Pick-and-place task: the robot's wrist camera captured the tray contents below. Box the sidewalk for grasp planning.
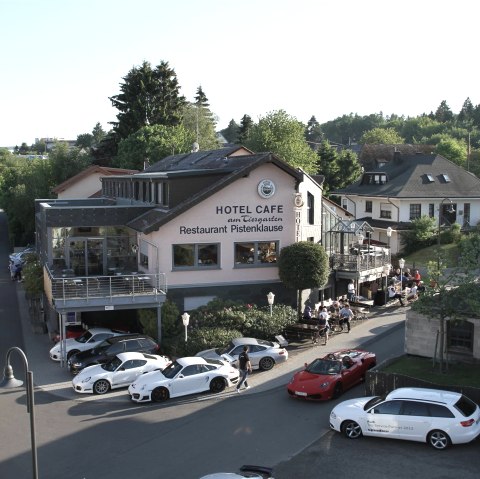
[15,284,406,399]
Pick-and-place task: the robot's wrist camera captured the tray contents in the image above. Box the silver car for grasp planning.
[196,337,288,371]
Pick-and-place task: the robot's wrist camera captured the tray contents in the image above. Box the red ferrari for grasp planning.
[287,349,376,401]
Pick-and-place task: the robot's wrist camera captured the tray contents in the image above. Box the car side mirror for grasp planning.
[178,374,184,379]
[304,362,308,368]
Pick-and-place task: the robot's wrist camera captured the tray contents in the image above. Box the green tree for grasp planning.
[237,114,253,144]
[220,119,240,143]
[401,215,437,254]
[278,242,330,319]
[114,124,195,170]
[244,110,318,173]
[180,86,219,150]
[434,100,454,123]
[305,115,323,147]
[76,133,94,149]
[109,60,186,141]
[92,122,106,145]
[360,127,405,145]
[435,137,467,167]
[49,142,93,185]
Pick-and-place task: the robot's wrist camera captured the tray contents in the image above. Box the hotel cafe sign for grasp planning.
[179,203,285,235]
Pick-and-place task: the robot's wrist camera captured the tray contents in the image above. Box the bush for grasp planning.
[440,223,462,245]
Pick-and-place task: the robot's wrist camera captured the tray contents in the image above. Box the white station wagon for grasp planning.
[330,387,480,450]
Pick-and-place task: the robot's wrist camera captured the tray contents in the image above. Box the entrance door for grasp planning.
[68,238,104,276]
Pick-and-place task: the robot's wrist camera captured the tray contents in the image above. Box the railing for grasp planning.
[331,252,390,272]
[45,267,167,303]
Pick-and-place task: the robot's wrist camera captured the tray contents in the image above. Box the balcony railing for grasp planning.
[331,252,390,273]
[44,267,167,312]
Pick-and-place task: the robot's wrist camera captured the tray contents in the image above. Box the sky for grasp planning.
[1,0,478,147]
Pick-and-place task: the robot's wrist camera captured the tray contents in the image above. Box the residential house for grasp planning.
[332,150,480,255]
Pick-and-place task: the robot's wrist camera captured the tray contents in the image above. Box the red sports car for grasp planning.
[287,349,376,401]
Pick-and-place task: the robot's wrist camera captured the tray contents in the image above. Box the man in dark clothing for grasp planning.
[236,345,252,393]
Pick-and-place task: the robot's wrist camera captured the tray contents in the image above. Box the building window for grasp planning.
[429,203,434,218]
[365,201,372,213]
[307,192,314,225]
[409,204,421,220]
[447,320,473,353]
[463,203,470,227]
[380,203,392,219]
[234,241,278,267]
[173,243,220,269]
[162,182,169,205]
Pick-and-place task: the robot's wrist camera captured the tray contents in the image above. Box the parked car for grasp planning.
[329,387,480,450]
[287,349,377,401]
[72,352,171,395]
[67,333,160,374]
[199,465,274,479]
[128,356,239,403]
[49,328,124,361]
[196,337,288,371]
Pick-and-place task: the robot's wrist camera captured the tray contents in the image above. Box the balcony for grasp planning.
[331,249,390,280]
[44,267,167,314]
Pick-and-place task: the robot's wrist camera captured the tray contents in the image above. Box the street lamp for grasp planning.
[437,198,455,270]
[267,292,275,316]
[0,347,38,479]
[399,258,405,291]
[181,312,190,343]
[386,227,392,248]
[356,232,364,245]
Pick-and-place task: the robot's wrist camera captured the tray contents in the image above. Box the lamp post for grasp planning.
[437,198,455,271]
[0,347,38,479]
[267,292,275,316]
[399,258,405,291]
[386,226,392,248]
[181,312,190,343]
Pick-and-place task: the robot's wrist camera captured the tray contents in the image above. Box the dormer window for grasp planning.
[441,173,451,183]
[361,173,388,185]
[425,174,435,183]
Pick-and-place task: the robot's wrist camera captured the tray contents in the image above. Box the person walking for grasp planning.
[236,345,252,393]
[347,280,355,302]
[339,303,354,333]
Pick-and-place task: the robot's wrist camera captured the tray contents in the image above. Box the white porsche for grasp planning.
[128,356,239,402]
[49,327,123,361]
[72,352,171,395]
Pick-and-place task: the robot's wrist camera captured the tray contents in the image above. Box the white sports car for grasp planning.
[49,327,123,361]
[128,356,239,402]
[72,352,171,395]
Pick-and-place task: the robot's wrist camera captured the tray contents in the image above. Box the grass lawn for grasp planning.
[381,355,480,388]
[402,243,459,269]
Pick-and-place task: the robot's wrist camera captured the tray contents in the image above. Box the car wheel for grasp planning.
[209,377,226,393]
[93,379,110,395]
[427,430,450,450]
[67,349,79,359]
[332,382,343,399]
[259,357,275,371]
[151,387,169,402]
[341,420,363,439]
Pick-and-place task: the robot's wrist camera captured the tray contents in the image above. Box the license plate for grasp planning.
[295,391,307,396]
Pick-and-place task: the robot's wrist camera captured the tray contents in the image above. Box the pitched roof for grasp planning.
[359,144,435,169]
[333,153,480,199]
[52,165,138,194]
[126,150,303,234]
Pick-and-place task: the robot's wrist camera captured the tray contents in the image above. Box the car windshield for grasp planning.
[364,395,385,411]
[75,331,93,344]
[218,342,235,355]
[306,359,341,375]
[161,361,183,379]
[455,395,478,417]
[102,356,122,372]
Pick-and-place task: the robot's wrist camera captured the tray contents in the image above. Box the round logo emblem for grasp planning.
[258,179,276,198]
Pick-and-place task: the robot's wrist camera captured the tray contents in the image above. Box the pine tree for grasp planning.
[238,114,253,144]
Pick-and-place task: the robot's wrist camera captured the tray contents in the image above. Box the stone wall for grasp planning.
[405,309,480,361]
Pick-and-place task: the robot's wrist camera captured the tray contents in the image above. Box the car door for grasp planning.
[340,359,362,390]
[396,400,434,441]
[362,400,404,439]
[170,364,209,397]
[228,345,245,367]
[112,359,147,388]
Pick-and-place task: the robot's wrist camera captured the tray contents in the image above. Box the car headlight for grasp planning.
[319,381,330,388]
[72,362,83,368]
[81,377,91,383]
[330,411,337,419]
